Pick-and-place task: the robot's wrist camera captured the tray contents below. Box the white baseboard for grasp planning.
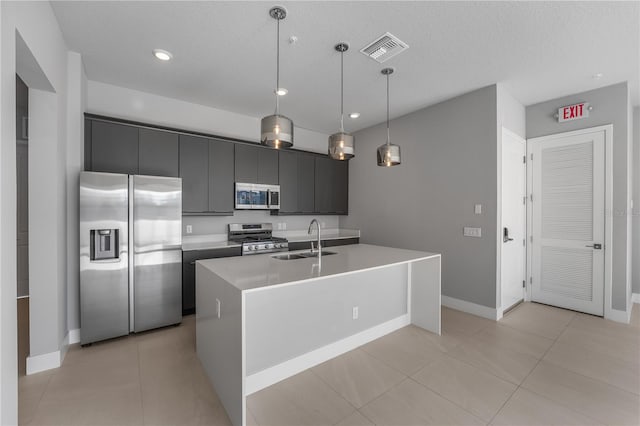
[26,328,80,375]
[68,328,81,344]
[632,293,640,304]
[606,308,631,324]
[441,295,499,320]
[26,351,61,375]
[245,314,410,395]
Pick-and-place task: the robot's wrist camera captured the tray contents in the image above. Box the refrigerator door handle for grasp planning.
[128,176,135,333]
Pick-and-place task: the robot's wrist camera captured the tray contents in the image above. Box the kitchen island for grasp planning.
[196,244,441,426]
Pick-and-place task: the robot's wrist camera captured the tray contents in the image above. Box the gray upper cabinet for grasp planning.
[91,121,139,175]
[333,159,348,214]
[139,128,179,177]
[179,135,209,213]
[235,144,279,184]
[257,148,278,184]
[278,151,298,213]
[234,144,258,183]
[85,115,348,216]
[298,153,315,213]
[209,139,235,213]
[314,157,332,213]
[314,157,348,214]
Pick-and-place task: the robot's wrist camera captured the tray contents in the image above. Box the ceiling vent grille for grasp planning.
[360,32,409,63]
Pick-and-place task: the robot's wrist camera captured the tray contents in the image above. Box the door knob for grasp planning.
[503,227,514,243]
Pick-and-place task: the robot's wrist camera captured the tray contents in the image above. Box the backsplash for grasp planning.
[182,211,340,236]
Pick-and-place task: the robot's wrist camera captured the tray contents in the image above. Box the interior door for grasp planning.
[530,129,605,315]
[501,129,526,312]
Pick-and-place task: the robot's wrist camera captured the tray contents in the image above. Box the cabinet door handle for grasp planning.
[585,244,602,250]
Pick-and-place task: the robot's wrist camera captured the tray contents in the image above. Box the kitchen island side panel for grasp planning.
[244,264,408,375]
[410,256,441,334]
[195,264,244,426]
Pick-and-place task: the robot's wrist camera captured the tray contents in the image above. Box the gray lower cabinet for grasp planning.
[179,135,209,213]
[288,237,359,251]
[182,247,242,315]
[139,128,179,177]
[209,139,235,213]
[235,144,279,185]
[91,121,139,175]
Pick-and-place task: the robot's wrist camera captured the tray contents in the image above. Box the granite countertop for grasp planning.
[196,244,439,292]
[182,229,360,251]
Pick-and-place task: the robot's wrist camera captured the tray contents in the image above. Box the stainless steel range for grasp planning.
[228,223,288,255]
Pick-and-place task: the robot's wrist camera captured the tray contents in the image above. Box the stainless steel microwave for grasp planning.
[235,183,280,210]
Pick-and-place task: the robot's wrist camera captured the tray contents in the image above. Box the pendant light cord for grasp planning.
[340,49,344,133]
[386,73,390,146]
[275,16,280,115]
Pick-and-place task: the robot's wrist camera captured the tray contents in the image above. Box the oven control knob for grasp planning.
[274,244,280,248]
[267,244,274,249]
[247,245,254,251]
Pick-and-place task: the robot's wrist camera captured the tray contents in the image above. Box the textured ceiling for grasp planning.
[51,1,640,134]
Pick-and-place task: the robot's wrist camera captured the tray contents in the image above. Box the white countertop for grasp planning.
[182,234,240,251]
[182,228,360,251]
[197,244,439,292]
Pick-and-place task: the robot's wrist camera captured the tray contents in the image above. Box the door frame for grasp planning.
[497,127,527,318]
[526,124,613,319]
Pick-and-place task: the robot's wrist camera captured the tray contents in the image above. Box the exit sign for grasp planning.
[558,102,590,122]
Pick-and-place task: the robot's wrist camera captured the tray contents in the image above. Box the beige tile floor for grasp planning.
[20,303,640,425]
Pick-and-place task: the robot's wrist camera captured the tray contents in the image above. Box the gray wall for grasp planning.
[526,82,631,311]
[341,85,499,309]
[634,107,640,296]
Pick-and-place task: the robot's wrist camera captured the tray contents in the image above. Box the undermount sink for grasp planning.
[272,253,306,260]
[271,250,337,260]
[298,250,337,258]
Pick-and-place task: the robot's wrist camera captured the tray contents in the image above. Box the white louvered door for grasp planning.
[530,130,605,315]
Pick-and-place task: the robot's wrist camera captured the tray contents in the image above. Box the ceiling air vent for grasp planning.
[360,32,409,63]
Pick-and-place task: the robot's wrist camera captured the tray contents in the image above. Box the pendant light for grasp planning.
[261,6,293,149]
[377,67,401,167]
[328,42,354,160]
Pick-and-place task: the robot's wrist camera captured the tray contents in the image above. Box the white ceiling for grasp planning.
[51,1,640,134]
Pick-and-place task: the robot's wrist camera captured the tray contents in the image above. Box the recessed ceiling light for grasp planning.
[153,49,173,61]
[349,112,360,119]
[275,88,288,96]
[592,72,604,79]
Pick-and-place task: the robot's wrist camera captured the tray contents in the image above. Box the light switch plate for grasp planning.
[463,227,482,238]
[474,204,482,214]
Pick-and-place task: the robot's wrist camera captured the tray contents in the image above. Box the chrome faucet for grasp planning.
[307,219,321,256]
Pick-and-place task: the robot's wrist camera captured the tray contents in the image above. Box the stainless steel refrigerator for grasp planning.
[80,171,182,345]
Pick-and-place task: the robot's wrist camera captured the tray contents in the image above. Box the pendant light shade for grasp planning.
[328,42,354,160]
[261,6,293,148]
[377,67,401,167]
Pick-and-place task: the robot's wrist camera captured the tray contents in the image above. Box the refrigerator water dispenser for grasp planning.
[90,229,119,260]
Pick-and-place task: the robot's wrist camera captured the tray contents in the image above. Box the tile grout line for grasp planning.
[136,338,146,425]
[485,310,575,425]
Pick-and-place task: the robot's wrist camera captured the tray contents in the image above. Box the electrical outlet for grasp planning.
[463,227,482,238]
[352,306,359,320]
[186,225,193,234]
